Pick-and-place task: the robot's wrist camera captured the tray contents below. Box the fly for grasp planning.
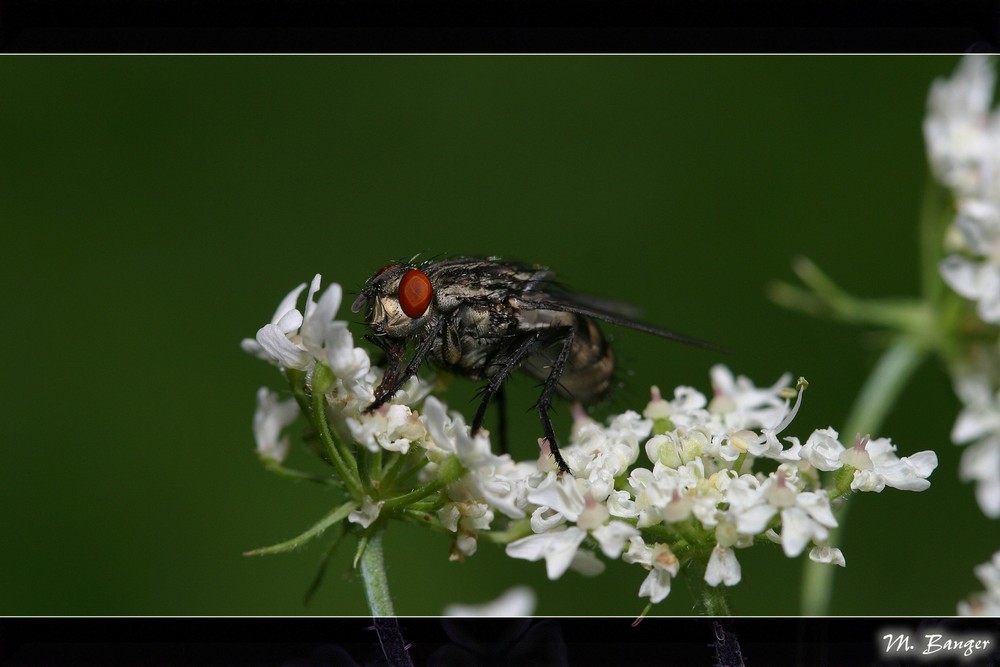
[350,257,717,474]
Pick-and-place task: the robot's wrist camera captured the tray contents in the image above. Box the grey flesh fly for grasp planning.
[351,257,718,474]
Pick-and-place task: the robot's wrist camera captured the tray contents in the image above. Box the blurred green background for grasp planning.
[1,56,990,617]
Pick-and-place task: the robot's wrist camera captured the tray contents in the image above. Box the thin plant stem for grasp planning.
[381,456,464,510]
[701,585,733,616]
[244,500,356,556]
[359,528,395,616]
[311,388,364,500]
[262,460,338,486]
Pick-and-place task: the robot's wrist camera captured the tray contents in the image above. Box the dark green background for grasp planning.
[1,56,989,616]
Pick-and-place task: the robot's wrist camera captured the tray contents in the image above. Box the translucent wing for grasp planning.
[521,288,723,352]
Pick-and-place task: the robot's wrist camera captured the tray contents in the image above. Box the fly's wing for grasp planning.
[550,290,645,320]
[520,287,723,352]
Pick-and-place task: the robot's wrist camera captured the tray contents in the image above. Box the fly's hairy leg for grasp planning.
[534,325,576,475]
[471,329,546,439]
[364,334,404,401]
[365,319,444,413]
[496,384,508,454]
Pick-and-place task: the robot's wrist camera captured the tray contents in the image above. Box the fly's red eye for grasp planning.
[398,269,433,318]
[374,263,398,278]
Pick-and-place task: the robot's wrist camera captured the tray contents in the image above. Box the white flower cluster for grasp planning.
[950,347,1000,518]
[959,549,1000,615]
[924,56,1000,519]
[242,275,436,465]
[498,371,935,604]
[245,276,938,606]
[925,55,1000,324]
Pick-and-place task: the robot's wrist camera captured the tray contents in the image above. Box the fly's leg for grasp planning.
[496,384,508,455]
[365,319,444,413]
[365,334,404,402]
[535,326,576,475]
[471,330,545,440]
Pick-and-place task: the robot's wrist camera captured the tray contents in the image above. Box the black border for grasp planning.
[1,617,999,665]
[1,0,997,53]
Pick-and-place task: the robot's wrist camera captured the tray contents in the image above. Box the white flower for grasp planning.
[924,55,1000,198]
[421,397,495,467]
[563,411,648,499]
[590,520,640,559]
[924,56,1000,322]
[252,387,299,464]
[723,473,777,536]
[526,473,587,522]
[953,358,1000,442]
[439,500,495,558]
[622,536,680,604]
[847,435,939,493]
[443,586,537,616]
[628,462,717,529]
[241,275,373,381]
[939,200,1000,323]
[241,279,312,369]
[709,365,792,431]
[797,428,848,471]
[958,550,1000,615]
[643,384,710,431]
[776,491,838,558]
[439,500,494,533]
[796,430,938,494]
[809,545,846,567]
[506,468,626,576]
[505,526,590,580]
[348,495,384,528]
[346,403,427,454]
[642,385,673,422]
[720,466,836,558]
[298,278,373,385]
[421,396,531,520]
[961,438,1000,518]
[951,360,1000,517]
[704,543,742,587]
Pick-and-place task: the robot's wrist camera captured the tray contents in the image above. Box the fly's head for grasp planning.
[351,263,435,338]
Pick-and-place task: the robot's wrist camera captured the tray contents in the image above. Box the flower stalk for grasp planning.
[310,366,363,499]
[359,529,396,616]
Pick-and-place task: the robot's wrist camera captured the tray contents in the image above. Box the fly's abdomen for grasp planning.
[522,315,615,405]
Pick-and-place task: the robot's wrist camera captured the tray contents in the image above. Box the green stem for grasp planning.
[370,448,384,483]
[478,517,534,544]
[918,175,948,305]
[799,336,928,615]
[687,556,731,615]
[262,460,338,486]
[381,449,421,488]
[244,500,356,556]
[700,585,732,616]
[381,456,464,510]
[782,258,928,330]
[842,337,929,441]
[311,388,364,500]
[359,529,396,616]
